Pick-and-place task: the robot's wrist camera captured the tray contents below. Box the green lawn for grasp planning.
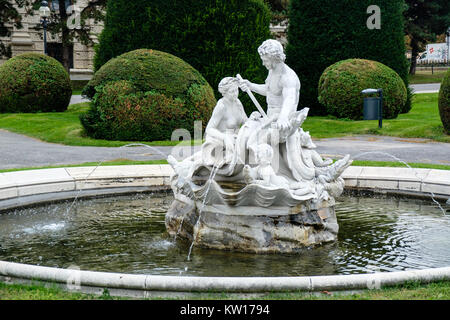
[302,93,449,143]
[2,280,450,300]
[409,70,447,84]
[71,80,89,96]
[0,159,169,173]
[0,93,448,146]
[0,103,183,147]
[1,159,448,174]
[0,282,115,300]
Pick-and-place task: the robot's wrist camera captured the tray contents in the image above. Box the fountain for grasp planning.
[1,39,450,297]
[165,40,352,253]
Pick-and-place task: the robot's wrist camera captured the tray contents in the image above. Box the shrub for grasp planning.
[0,53,71,113]
[286,0,410,116]
[93,0,271,115]
[81,49,216,141]
[318,59,407,120]
[438,69,450,134]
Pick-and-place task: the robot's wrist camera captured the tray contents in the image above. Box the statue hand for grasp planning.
[249,111,262,120]
[276,118,290,131]
[238,79,251,92]
[224,135,235,152]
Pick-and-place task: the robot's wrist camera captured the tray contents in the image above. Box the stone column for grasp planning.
[10,23,34,56]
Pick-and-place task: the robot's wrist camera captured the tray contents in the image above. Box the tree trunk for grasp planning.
[59,0,71,73]
[62,40,71,72]
[409,38,419,75]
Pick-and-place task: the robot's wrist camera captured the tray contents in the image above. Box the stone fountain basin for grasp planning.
[0,164,449,297]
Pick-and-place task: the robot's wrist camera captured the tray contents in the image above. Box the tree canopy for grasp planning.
[1,1,107,71]
[287,0,410,115]
[404,0,450,74]
[0,0,21,58]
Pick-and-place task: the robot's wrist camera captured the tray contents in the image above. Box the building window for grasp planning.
[50,0,73,12]
[47,43,74,69]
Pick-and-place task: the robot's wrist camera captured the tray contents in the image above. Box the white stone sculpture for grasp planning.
[166,39,352,253]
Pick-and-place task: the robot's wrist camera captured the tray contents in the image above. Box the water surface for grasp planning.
[0,193,449,276]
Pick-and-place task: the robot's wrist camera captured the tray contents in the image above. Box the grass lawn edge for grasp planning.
[2,279,450,300]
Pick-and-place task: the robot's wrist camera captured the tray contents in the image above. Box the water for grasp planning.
[0,192,449,277]
[64,143,169,216]
[353,151,446,215]
[187,164,221,261]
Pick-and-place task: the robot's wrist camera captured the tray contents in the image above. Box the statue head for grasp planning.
[257,40,286,67]
[218,77,239,99]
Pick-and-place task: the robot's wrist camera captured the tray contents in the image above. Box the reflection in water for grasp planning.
[0,193,449,277]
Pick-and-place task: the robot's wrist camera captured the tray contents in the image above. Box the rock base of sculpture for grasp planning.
[165,196,339,254]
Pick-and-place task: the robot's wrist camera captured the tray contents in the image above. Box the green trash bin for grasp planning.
[361,88,383,128]
[363,97,380,120]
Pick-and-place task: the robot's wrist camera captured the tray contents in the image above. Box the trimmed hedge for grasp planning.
[286,0,410,116]
[318,59,407,120]
[93,0,271,115]
[81,49,216,141]
[438,69,450,134]
[0,53,71,113]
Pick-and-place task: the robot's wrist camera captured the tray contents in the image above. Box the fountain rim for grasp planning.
[0,164,449,296]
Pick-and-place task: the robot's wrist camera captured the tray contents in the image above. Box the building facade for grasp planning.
[0,0,102,79]
[1,2,286,80]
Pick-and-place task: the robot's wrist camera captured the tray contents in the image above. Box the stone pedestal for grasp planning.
[165,196,339,254]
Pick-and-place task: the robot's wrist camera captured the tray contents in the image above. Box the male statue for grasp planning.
[238,39,352,186]
[239,39,300,132]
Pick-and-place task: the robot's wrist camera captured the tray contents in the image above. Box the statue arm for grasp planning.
[239,78,267,96]
[238,100,249,125]
[205,101,226,140]
[277,86,298,130]
[249,83,268,96]
[278,71,300,125]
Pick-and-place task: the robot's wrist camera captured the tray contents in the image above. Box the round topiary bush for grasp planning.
[439,69,450,134]
[93,0,271,115]
[287,0,410,116]
[318,59,407,120]
[81,49,216,141]
[0,53,71,113]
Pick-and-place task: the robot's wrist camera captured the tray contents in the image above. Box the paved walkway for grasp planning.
[69,95,90,105]
[0,129,448,170]
[410,83,441,94]
[0,129,173,170]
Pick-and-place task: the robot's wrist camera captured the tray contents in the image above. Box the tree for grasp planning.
[286,0,410,115]
[404,0,450,75]
[94,0,272,114]
[19,0,107,72]
[265,0,289,12]
[0,0,22,58]
[1,1,107,71]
